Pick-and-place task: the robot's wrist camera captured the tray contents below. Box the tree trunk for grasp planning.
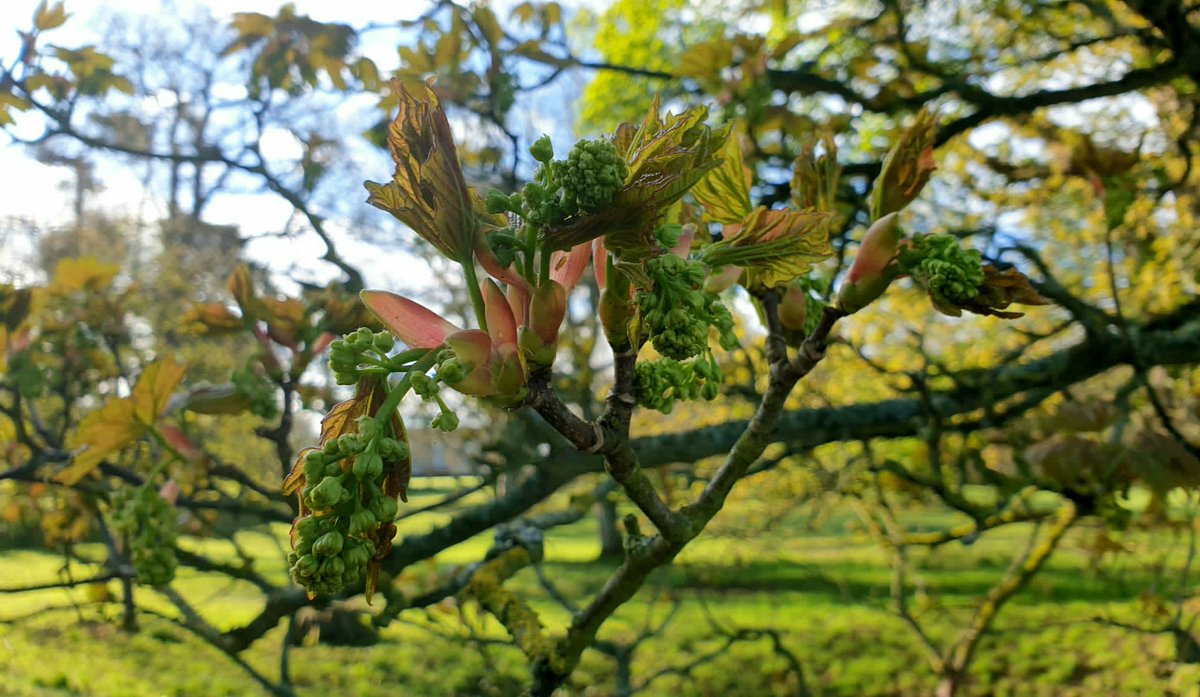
[595,497,623,560]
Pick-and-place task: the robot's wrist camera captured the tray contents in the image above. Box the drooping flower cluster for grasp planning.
[110,486,178,587]
[638,253,737,361]
[634,353,721,414]
[288,415,408,597]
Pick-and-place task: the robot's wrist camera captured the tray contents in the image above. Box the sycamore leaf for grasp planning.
[34,1,69,31]
[59,398,139,485]
[58,357,188,485]
[131,358,188,426]
[49,257,119,294]
[364,78,479,263]
[869,107,937,220]
[692,128,753,224]
[542,99,728,261]
[701,207,834,289]
[677,40,732,82]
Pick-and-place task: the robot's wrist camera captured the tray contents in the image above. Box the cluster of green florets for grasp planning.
[328,328,397,385]
[634,354,722,414]
[487,135,628,229]
[558,138,627,211]
[110,486,178,587]
[289,415,408,596]
[638,254,738,361]
[231,366,278,419]
[899,234,985,306]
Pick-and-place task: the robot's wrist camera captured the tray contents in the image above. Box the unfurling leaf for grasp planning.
[792,134,841,213]
[947,265,1050,319]
[226,265,258,320]
[692,127,753,224]
[869,108,937,220]
[182,302,243,334]
[365,78,479,263]
[49,257,119,295]
[541,97,729,263]
[701,207,833,290]
[59,357,188,485]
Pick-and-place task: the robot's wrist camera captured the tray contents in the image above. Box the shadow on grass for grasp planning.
[536,557,1154,606]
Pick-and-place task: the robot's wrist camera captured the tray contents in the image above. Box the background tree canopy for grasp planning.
[1,1,1198,696]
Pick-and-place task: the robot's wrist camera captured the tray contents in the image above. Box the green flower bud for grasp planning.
[369,496,398,523]
[486,189,513,214]
[295,516,322,540]
[352,451,383,480]
[530,134,554,163]
[312,531,344,557]
[292,554,319,578]
[308,476,345,509]
[349,509,377,535]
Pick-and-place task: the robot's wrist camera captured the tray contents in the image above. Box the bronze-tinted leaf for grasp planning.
[364,78,478,263]
[869,108,937,220]
[956,265,1051,319]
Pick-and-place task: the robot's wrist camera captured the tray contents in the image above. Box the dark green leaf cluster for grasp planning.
[898,234,985,306]
[634,354,721,414]
[638,254,738,361]
[290,416,407,596]
[110,487,178,587]
[328,328,397,385]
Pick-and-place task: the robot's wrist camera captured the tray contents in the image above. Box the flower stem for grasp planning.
[373,349,441,433]
[462,260,489,332]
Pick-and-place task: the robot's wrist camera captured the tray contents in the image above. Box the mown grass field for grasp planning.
[2,479,1199,696]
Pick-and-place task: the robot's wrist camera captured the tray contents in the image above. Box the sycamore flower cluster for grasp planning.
[290,416,407,596]
[899,234,985,306]
[634,353,721,414]
[639,254,738,361]
[500,136,628,228]
[110,487,178,587]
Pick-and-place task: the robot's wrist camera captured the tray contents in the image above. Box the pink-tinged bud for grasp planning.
[445,329,494,397]
[159,426,203,464]
[592,238,608,288]
[446,330,492,371]
[778,280,809,332]
[529,281,567,347]
[360,290,461,349]
[550,243,591,293]
[158,479,181,505]
[310,332,335,356]
[481,279,518,359]
[704,265,743,294]
[507,282,530,327]
[837,213,903,314]
[672,224,696,258]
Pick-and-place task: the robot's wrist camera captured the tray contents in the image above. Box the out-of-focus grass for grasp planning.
[2,479,1198,696]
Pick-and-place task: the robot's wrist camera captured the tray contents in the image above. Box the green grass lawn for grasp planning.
[2,480,1199,696]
